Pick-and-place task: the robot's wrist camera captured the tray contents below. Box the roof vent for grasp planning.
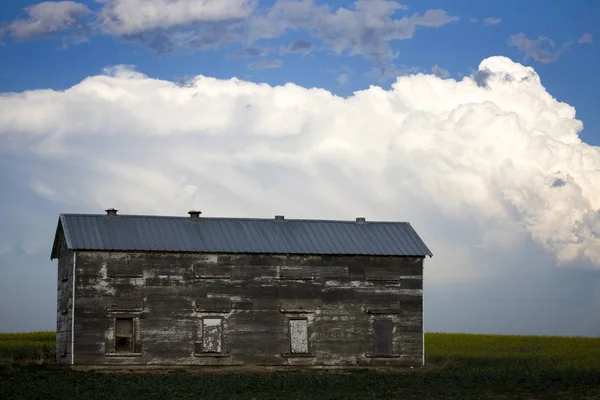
[275,215,285,220]
[105,208,118,216]
[356,217,366,223]
[188,210,202,219]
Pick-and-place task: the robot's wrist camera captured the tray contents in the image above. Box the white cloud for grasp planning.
[100,0,458,63]
[5,1,91,41]
[483,17,501,26]
[1,57,599,283]
[578,33,593,44]
[98,0,256,35]
[251,1,458,63]
[3,0,459,66]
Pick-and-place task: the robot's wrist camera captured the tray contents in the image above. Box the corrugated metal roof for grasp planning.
[51,214,432,259]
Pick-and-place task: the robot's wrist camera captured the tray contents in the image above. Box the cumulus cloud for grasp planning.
[3,1,91,42]
[2,56,599,282]
[483,17,501,26]
[508,33,572,63]
[578,33,593,44]
[98,0,256,36]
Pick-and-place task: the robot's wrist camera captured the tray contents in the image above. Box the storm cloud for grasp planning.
[1,56,600,334]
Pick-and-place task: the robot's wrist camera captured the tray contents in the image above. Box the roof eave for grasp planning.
[50,215,72,260]
[51,247,430,257]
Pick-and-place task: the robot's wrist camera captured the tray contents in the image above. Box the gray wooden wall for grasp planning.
[71,251,424,366]
[56,250,74,363]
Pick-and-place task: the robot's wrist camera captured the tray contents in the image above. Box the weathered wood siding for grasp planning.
[72,251,424,367]
[56,250,74,364]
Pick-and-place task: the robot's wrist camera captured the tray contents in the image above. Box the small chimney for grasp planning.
[356,217,366,223]
[105,208,118,216]
[188,210,202,219]
[275,215,285,220]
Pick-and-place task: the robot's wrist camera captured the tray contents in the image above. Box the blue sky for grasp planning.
[1,0,600,335]
[1,1,599,145]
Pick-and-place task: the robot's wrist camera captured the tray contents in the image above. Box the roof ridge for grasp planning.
[61,214,411,224]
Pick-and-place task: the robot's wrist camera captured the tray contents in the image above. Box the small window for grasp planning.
[202,317,223,353]
[115,318,134,353]
[373,318,393,356]
[289,318,309,354]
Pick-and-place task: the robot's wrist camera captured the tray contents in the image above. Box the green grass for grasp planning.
[426,332,600,371]
[0,332,55,342]
[1,332,600,399]
[0,331,56,361]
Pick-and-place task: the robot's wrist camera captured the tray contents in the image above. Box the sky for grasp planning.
[0,0,599,336]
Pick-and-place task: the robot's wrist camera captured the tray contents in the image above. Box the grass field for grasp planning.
[0,331,55,362]
[1,332,600,399]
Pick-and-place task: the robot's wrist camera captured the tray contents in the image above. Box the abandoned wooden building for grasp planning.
[51,209,432,367]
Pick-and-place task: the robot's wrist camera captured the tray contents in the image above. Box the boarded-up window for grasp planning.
[289,319,309,354]
[115,318,134,353]
[373,319,393,356]
[202,318,223,353]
